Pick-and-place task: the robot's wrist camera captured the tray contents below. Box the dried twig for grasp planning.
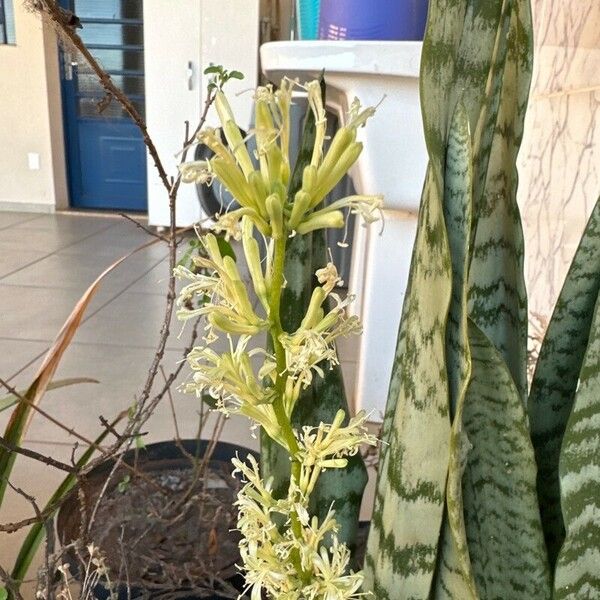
[0,436,75,473]
[118,213,170,243]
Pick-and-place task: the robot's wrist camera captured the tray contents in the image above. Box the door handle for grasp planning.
[187,61,194,91]
[63,50,78,80]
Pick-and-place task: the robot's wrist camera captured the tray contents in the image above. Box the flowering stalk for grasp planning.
[176,79,380,599]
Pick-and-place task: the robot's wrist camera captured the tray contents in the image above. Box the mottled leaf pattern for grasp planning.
[433,103,477,599]
[528,198,600,568]
[364,167,452,598]
[467,0,532,401]
[553,292,600,599]
[294,227,367,552]
[444,105,474,421]
[463,321,551,598]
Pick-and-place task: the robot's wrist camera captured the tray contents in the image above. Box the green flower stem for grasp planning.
[265,231,311,583]
[268,233,301,470]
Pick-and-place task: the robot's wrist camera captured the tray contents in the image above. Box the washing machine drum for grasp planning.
[194,131,244,219]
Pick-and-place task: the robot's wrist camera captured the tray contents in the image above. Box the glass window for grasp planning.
[74,0,142,21]
[78,96,145,119]
[78,73,144,96]
[89,48,144,73]
[0,0,16,45]
[80,23,143,48]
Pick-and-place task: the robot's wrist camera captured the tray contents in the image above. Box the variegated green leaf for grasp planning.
[419,0,468,173]
[433,103,477,599]
[443,104,474,421]
[528,197,600,568]
[467,0,533,402]
[553,291,600,599]
[462,320,551,598]
[423,0,532,401]
[364,166,452,598]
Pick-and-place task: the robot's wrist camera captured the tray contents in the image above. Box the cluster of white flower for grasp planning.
[233,410,376,600]
[175,78,382,599]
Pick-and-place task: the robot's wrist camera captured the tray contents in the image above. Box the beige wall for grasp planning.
[518,0,600,330]
[0,3,67,212]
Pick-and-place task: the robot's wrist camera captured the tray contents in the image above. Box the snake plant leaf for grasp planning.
[424,0,532,401]
[433,103,478,599]
[443,104,474,421]
[462,320,551,599]
[260,231,314,500]
[467,0,533,402]
[528,197,600,568]
[377,0,467,455]
[364,166,452,599]
[418,0,467,173]
[553,291,600,600]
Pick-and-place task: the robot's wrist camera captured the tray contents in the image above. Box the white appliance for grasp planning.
[144,0,260,226]
[261,40,428,420]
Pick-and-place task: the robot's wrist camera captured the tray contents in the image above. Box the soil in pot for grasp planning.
[57,440,255,600]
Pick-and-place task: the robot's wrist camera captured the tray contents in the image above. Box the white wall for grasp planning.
[0,3,67,212]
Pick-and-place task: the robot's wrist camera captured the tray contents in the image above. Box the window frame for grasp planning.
[0,0,16,45]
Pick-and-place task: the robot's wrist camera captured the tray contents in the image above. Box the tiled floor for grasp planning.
[0,211,360,582]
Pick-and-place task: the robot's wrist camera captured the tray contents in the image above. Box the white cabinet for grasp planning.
[144,0,259,226]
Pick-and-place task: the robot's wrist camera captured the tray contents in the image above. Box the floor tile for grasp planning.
[0,284,115,342]
[10,213,118,235]
[0,225,110,254]
[58,220,166,260]
[0,246,50,279]
[0,338,52,390]
[127,255,186,296]
[0,212,41,230]
[0,248,167,294]
[74,291,189,350]
[1,344,185,442]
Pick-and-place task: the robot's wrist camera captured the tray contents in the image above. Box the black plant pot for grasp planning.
[57,439,257,600]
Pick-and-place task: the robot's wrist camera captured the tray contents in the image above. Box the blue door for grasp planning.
[60,0,147,211]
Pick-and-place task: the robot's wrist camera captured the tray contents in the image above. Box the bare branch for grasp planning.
[118,213,170,243]
[0,436,75,473]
